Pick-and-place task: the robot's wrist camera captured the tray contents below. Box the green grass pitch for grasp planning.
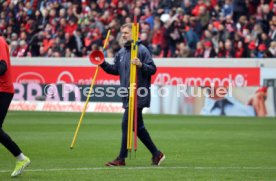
[0,111,276,180]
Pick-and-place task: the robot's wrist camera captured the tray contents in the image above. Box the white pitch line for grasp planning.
[1,166,276,173]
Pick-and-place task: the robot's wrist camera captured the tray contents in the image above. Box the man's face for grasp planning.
[121,27,132,45]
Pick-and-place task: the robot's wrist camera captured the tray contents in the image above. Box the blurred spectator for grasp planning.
[10,41,18,57]
[17,40,28,57]
[194,41,204,57]
[183,26,199,51]
[257,43,268,57]
[217,40,225,57]
[28,31,44,57]
[221,0,233,17]
[268,41,276,56]
[203,41,216,58]
[176,42,191,57]
[248,41,258,57]
[260,32,271,47]
[232,0,248,22]
[235,40,246,58]
[268,21,276,41]
[224,39,235,57]
[0,0,275,58]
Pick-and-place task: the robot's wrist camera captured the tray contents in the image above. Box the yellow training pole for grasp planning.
[127,17,139,151]
[103,30,111,50]
[133,22,139,152]
[70,67,99,149]
[70,30,111,149]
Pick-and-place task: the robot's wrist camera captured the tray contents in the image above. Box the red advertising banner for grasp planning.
[12,66,260,87]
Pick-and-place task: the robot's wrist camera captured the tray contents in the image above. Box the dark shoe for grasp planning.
[152,152,165,166]
[105,157,126,166]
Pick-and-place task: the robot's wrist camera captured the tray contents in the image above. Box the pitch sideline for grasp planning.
[1,166,276,173]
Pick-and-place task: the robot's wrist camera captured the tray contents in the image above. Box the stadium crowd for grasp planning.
[0,0,276,58]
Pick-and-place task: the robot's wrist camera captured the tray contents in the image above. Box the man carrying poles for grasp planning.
[100,21,165,166]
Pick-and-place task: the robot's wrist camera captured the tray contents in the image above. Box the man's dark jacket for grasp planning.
[101,42,156,108]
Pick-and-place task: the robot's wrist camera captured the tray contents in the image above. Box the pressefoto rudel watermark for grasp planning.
[43,83,233,99]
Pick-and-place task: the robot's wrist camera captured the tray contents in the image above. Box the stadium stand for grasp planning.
[0,0,275,58]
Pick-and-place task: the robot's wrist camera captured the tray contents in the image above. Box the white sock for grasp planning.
[16,153,26,161]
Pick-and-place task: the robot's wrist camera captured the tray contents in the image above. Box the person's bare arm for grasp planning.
[248,89,267,117]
